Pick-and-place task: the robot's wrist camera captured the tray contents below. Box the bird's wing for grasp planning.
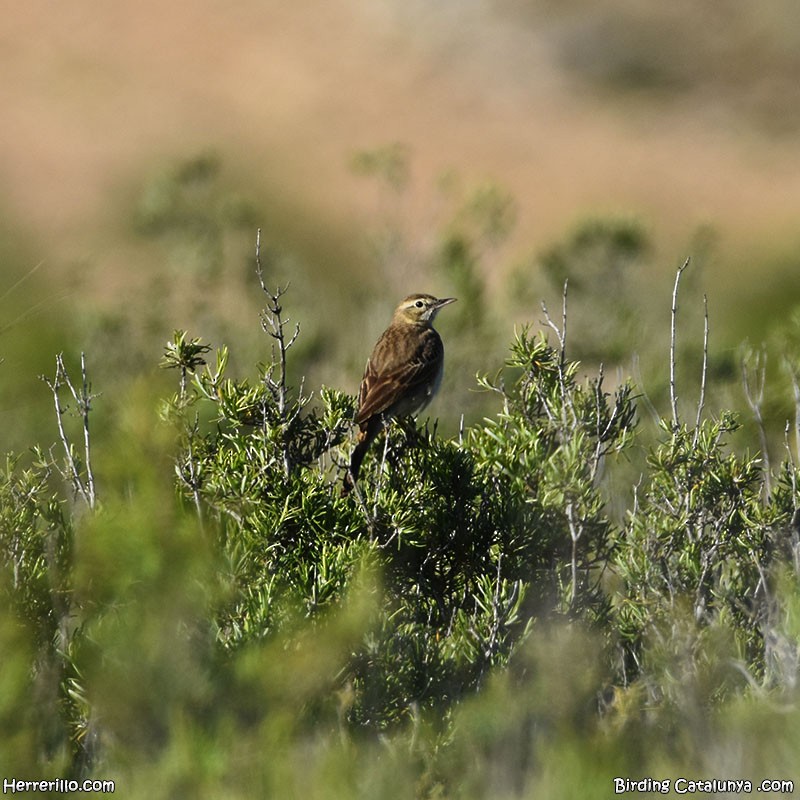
[356,331,442,425]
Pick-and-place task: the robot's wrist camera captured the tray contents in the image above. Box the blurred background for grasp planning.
[3,0,800,452]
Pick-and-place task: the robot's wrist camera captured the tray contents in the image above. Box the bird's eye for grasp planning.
[415,300,424,308]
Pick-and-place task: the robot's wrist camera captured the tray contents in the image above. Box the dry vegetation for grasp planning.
[4,1,800,276]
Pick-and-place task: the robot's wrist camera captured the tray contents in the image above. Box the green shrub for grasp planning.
[3,267,800,797]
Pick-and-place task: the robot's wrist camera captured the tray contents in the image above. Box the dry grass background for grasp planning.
[2,0,800,448]
[4,1,800,263]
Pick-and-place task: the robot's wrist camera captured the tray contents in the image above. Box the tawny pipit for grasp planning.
[343,293,456,493]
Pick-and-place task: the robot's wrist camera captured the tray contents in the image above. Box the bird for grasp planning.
[343,293,456,494]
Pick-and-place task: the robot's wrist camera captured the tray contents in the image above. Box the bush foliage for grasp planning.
[2,255,800,797]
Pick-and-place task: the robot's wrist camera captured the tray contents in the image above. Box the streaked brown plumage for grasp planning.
[343,293,456,493]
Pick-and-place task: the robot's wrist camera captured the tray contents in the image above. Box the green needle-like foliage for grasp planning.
[2,284,800,797]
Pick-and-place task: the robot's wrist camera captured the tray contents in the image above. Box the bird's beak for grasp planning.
[435,297,457,309]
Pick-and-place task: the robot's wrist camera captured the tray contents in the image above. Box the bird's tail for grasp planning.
[342,418,382,496]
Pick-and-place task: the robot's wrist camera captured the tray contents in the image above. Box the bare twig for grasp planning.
[76,353,96,507]
[786,360,800,464]
[43,353,97,509]
[541,279,568,365]
[670,258,690,427]
[541,280,575,420]
[255,228,302,478]
[693,293,709,444]
[559,278,568,368]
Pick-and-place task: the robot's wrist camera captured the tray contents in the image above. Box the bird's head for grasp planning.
[393,294,457,326]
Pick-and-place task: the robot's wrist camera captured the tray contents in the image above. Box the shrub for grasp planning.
[2,260,800,796]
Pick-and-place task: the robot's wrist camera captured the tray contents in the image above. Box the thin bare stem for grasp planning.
[559,278,568,367]
[541,280,574,421]
[255,228,302,478]
[43,353,97,509]
[78,354,96,507]
[786,360,800,463]
[670,258,690,427]
[693,294,709,444]
[541,279,568,364]
[48,365,84,504]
